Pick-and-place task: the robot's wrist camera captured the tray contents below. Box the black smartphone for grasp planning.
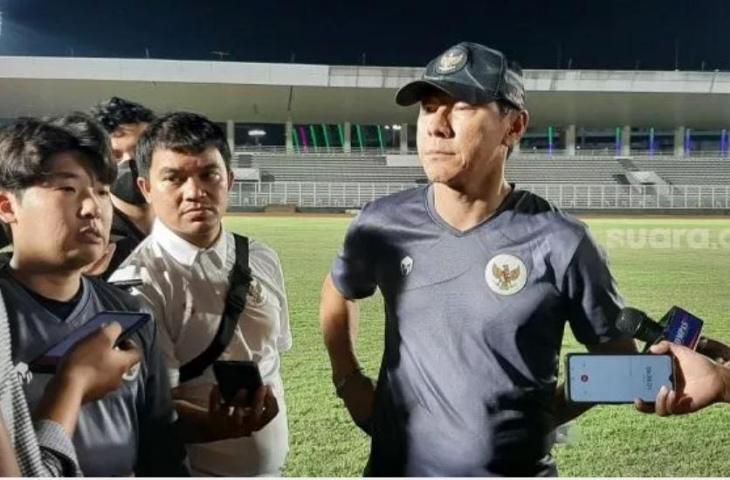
[212,360,263,406]
[30,311,151,374]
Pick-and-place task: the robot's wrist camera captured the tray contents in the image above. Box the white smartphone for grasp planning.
[565,353,674,403]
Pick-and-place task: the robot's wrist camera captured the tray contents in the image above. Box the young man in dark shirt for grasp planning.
[0,114,188,476]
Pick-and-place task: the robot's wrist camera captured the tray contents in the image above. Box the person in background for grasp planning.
[89,97,156,277]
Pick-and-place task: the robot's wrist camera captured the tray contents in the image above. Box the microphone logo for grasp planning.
[675,320,689,344]
[663,307,703,349]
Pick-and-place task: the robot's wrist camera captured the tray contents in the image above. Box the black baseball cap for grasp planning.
[395,42,526,109]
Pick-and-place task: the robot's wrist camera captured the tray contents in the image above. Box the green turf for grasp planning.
[223,215,730,477]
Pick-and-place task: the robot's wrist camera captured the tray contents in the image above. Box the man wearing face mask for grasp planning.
[90,97,156,278]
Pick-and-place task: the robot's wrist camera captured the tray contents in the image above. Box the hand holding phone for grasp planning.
[205,361,279,440]
[213,360,264,406]
[636,341,729,416]
[56,322,142,403]
[31,311,151,373]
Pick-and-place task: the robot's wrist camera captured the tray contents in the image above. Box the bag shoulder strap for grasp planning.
[178,233,251,383]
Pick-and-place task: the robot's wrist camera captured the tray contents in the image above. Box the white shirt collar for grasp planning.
[151,218,228,268]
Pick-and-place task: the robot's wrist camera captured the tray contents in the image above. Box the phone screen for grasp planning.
[31,311,150,372]
[567,354,674,403]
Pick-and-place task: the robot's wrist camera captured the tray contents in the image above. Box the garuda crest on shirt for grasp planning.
[493,263,521,290]
[485,254,528,296]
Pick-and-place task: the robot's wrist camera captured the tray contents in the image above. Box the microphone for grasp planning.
[616,307,666,346]
[617,306,730,363]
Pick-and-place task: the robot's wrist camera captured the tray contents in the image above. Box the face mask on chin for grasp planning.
[111,159,147,206]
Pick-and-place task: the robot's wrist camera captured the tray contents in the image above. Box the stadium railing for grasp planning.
[234,146,415,156]
[234,145,730,160]
[228,182,730,210]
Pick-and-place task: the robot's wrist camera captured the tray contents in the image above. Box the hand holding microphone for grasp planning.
[618,306,730,415]
[616,306,730,363]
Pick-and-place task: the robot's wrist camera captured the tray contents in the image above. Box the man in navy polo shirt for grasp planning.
[320,42,637,476]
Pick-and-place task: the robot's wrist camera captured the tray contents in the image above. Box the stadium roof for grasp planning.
[2,56,730,129]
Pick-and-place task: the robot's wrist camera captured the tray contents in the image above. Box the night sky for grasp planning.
[0,0,728,71]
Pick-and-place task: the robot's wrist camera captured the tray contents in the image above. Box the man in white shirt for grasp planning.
[110,112,291,476]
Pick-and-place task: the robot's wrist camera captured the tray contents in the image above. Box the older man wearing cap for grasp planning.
[320,42,637,476]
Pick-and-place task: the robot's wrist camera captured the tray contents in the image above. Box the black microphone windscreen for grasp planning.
[616,307,664,344]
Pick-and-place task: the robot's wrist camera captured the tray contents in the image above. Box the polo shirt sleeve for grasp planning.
[563,232,627,345]
[270,250,292,353]
[330,208,378,300]
[112,257,182,388]
[131,280,182,388]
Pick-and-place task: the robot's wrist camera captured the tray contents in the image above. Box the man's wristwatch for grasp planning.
[334,367,366,398]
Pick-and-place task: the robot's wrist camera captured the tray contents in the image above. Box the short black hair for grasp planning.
[496,99,519,159]
[91,97,156,133]
[135,112,231,178]
[0,114,117,192]
[496,99,517,116]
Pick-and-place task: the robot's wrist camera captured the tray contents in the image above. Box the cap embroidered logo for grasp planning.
[436,47,467,74]
[485,254,528,296]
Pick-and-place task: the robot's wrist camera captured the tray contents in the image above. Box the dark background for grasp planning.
[0,0,727,70]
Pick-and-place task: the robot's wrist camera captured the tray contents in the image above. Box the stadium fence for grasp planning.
[228,182,730,210]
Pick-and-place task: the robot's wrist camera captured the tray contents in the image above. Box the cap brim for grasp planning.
[395,80,453,106]
[395,79,497,106]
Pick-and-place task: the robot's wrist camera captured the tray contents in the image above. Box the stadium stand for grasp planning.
[632,159,730,185]
[237,154,424,183]
[237,151,730,185]
[236,153,630,185]
[229,151,730,211]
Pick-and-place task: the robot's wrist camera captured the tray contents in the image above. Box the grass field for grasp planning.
[223,215,730,477]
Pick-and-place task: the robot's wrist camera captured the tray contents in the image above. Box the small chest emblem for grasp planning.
[486,254,528,296]
[247,278,267,306]
[400,256,413,276]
